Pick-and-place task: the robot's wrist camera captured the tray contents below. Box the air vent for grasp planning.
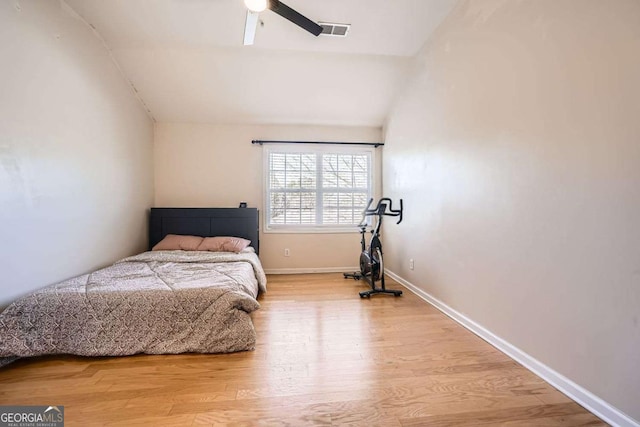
[319,22,350,37]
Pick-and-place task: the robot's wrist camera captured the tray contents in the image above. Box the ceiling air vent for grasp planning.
[319,22,350,37]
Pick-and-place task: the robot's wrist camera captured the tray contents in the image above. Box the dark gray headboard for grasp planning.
[149,208,259,254]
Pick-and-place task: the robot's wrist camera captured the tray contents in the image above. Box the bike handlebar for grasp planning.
[362,198,403,224]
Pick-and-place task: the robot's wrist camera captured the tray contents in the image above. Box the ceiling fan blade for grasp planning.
[268,0,322,37]
[243,10,259,45]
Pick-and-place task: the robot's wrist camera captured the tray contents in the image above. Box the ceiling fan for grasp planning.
[243,0,322,45]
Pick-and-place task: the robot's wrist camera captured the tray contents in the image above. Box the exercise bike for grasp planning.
[344,198,404,298]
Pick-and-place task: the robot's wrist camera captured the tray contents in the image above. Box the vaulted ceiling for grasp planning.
[65,0,457,126]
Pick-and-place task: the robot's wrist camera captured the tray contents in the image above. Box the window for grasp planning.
[264,144,373,232]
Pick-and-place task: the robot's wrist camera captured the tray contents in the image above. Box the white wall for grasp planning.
[0,1,154,306]
[154,122,382,272]
[384,0,640,422]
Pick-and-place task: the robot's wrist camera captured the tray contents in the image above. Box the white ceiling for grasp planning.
[64,0,457,126]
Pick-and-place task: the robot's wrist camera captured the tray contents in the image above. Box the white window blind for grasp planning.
[265,145,373,231]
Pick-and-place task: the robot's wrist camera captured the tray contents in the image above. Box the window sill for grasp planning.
[263,227,364,234]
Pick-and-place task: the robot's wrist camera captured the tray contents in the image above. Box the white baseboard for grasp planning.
[265,267,358,275]
[386,270,640,427]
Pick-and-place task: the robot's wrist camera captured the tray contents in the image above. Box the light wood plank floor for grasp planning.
[0,274,606,426]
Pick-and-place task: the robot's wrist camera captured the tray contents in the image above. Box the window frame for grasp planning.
[263,143,376,234]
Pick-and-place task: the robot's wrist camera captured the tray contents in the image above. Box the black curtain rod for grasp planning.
[252,140,384,148]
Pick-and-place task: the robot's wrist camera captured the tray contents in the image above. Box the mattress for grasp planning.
[0,250,267,366]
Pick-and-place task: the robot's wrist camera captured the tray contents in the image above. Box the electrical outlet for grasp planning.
[409,258,414,270]
[284,248,290,257]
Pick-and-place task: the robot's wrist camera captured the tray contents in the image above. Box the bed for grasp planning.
[0,208,266,367]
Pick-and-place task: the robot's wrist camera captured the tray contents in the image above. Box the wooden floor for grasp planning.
[0,274,606,426]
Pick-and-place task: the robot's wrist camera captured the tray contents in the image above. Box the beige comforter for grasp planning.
[0,250,267,366]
